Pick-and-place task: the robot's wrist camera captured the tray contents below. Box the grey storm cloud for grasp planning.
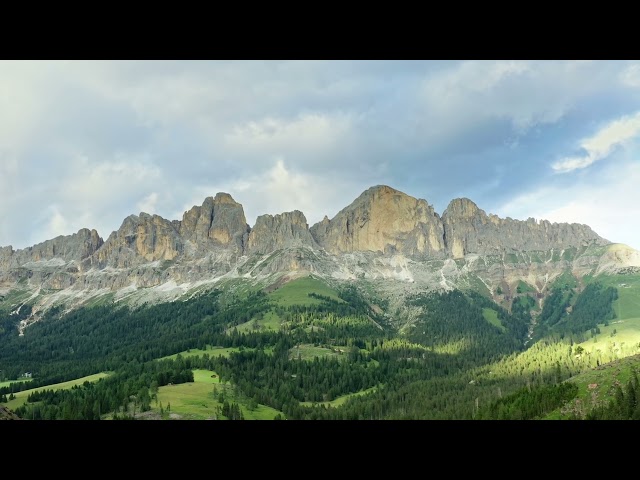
[1,60,640,251]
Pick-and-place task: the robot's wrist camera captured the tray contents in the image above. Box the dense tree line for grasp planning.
[534,283,617,341]
[406,290,527,368]
[511,295,535,333]
[0,290,273,382]
[13,357,193,420]
[476,382,579,419]
[534,288,572,339]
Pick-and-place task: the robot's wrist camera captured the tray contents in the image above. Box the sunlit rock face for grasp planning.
[310,185,445,257]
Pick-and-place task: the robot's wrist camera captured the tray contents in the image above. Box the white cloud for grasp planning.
[552,111,640,173]
[418,60,622,139]
[16,154,165,246]
[0,61,53,154]
[419,61,545,134]
[137,192,159,214]
[0,152,18,193]
[239,158,371,227]
[224,112,355,157]
[620,63,640,88]
[39,206,70,242]
[429,60,531,95]
[57,154,162,207]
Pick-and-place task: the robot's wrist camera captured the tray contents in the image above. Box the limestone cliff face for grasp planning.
[0,228,103,270]
[179,193,249,252]
[310,185,445,256]
[89,213,183,269]
[246,210,318,255]
[441,198,609,259]
[0,185,621,312]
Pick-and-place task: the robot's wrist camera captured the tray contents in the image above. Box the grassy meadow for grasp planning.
[160,345,243,360]
[268,276,343,306]
[545,353,640,419]
[138,369,285,420]
[482,308,505,332]
[229,275,343,333]
[230,310,282,333]
[0,378,32,389]
[289,343,344,361]
[575,274,640,358]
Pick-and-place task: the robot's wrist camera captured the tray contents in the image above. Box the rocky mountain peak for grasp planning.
[310,185,445,256]
[90,212,183,269]
[213,192,239,205]
[364,184,403,197]
[443,198,482,220]
[246,210,318,255]
[179,193,249,250]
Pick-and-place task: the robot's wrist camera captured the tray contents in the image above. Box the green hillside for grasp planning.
[545,354,640,419]
[3,269,640,420]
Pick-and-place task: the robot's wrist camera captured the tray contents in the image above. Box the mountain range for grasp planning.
[1,185,639,332]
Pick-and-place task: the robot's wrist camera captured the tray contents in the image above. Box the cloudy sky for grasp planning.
[1,60,639,250]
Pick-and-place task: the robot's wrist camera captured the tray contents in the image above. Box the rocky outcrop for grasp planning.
[246,211,318,255]
[0,405,21,420]
[441,198,609,259]
[88,213,183,269]
[179,193,249,252]
[310,189,608,260]
[310,185,445,257]
[0,228,103,270]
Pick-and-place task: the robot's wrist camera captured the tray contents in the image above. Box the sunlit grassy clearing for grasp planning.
[586,273,640,320]
[482,308,505,332]
[615,282,640,321]
[269,276,343,306]
[574,276,640,356]
[579,317,640,357]
[159,345,274,362]
[300,385,379,408]
[232,310,282,333]
[0,378,32,389]
[160,346,243,360]
[147,369,284,420]
[565,274,640,358]
[2,372,111,411]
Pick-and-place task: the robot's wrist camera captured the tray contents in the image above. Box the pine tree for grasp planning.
[624,381,636,419]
